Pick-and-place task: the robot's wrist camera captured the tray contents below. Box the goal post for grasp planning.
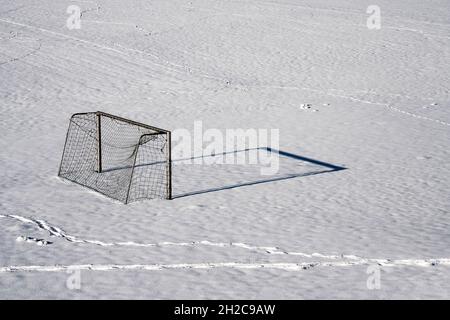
[96,112,102,173]
[58,111,172,203]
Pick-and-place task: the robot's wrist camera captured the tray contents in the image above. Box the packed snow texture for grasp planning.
[0,0,449,299]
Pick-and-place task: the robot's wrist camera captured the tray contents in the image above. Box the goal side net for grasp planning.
[58,111,172,203]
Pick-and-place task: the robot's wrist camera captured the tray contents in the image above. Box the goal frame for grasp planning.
[58,111,172,203]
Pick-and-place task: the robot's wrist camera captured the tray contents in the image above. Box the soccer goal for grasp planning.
[58,111,172,203]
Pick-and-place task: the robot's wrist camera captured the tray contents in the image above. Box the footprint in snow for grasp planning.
[16,236,52,246]
[423,102,438,109]
[185,204,207,210]
[300,104,318,112]
[416,155,432,160]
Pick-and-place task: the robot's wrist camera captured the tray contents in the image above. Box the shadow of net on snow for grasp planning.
[171,147,346,199]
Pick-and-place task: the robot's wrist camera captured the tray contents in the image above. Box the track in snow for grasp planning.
[2,214,449,272]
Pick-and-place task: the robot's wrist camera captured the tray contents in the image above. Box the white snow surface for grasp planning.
[0,0,450,299]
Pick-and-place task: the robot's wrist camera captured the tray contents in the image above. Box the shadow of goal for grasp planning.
[58,111,172,203]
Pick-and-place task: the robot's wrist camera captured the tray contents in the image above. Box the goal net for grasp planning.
[58,111,171,203]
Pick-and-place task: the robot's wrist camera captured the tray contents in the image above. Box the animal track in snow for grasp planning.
[1,258,450,274]
[324,91,450,126]
[75,0,101,17]
[260,85,450,127]
[0,33,42,66]
[3,214,365,260]
[16,236,52,246]
[2,214,450,272]
[423,102,439,109]
[299,103,318,112]
[0,18,225,85]
[299,103,332,112]
[4,214,356,258]
[82,20,152,36]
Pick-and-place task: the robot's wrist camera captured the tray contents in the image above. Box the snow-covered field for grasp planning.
[1,0,450,299]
